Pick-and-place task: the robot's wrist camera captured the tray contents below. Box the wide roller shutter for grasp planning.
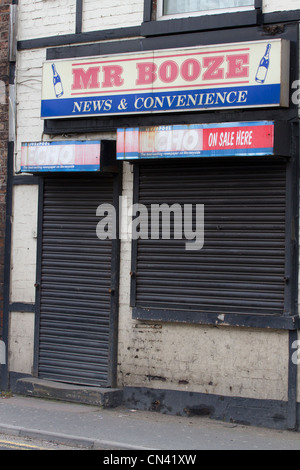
[134,159,286,317]
[38,176,114,387]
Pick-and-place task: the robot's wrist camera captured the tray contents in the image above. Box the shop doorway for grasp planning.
[35,174,120,387]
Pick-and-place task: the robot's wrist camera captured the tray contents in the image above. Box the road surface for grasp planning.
[0,433,83,450]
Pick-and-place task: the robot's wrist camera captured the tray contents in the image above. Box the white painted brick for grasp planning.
[263,0,300,12]
[118,321,289,401]
[18,0,76,40]
[10,185,39,304]
[9,312,35,374]
[15,49,46,170]
[82,0,143,32]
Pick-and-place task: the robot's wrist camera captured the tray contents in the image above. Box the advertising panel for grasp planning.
[116,122,275,159]
[21,141,101,172]
[41,39,290,119]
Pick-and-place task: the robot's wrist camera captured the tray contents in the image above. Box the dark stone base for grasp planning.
[11,374,123,408]
[123,386,291,431]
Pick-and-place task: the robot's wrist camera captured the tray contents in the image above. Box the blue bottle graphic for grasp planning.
[52,63,64,98]
[255,44,271,84]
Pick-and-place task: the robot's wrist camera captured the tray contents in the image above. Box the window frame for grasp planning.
[156,0,255,21]
[142,0,262,36]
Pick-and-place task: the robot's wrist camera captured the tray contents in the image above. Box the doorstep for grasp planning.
[11,376,123,408]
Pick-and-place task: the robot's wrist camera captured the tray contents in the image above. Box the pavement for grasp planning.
[0,394,300,450]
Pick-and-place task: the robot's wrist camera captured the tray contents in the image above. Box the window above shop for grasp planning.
[142,0,260,37]
[156,0,255,20]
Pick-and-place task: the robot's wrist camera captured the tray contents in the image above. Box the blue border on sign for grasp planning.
[41,84,281,118]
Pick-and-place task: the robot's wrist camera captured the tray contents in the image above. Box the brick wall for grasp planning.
[82,0,143,32]
[18,0,76,41]
[16,0,300,42]
[0,0,10,337]
[18,0,142,40]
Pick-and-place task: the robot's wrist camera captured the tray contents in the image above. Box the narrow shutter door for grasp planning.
[135,159,286,316]
[38,176,114,387]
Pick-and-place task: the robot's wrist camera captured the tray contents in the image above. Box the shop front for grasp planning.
[7,20,300,429]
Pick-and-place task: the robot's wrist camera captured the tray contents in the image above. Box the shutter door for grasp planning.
[135,159,286,317]
[38,176,114,387]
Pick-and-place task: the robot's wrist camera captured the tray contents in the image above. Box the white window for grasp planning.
[157,0,255,19]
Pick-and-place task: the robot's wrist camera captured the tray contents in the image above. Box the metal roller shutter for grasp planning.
[135,159,286,317]
[38,176,114,387]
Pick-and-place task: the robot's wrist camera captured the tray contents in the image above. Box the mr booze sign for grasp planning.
[41,39,290,119]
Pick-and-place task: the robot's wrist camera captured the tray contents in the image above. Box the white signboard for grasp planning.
[41,39,290,119]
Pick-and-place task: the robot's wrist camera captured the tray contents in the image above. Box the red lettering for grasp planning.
[102,65,124,88]
[72,67,100,90]
[159,60,179,83]
[71,50,251,92]
[136,62,157,85]
[181,59,201,82]
[202,56,224,80]
[226,54,249,79]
